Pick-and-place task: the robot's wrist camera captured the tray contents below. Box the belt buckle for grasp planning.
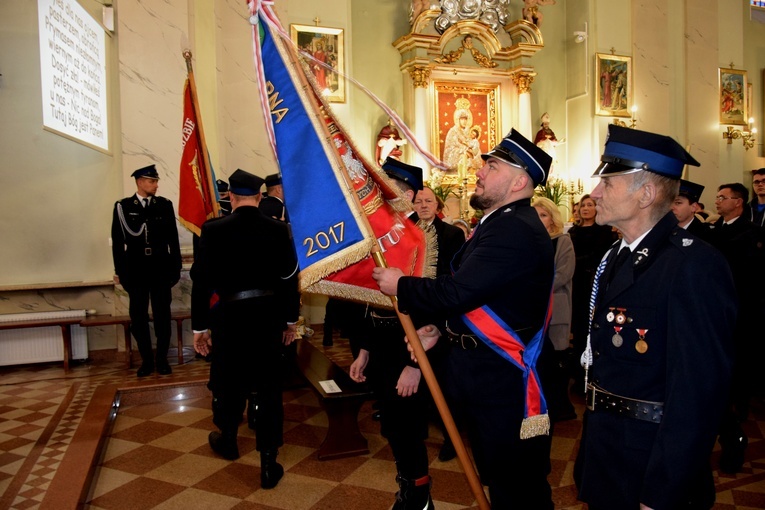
[144,247,152,256]
[461,334,478,350]
[585,384,596,411]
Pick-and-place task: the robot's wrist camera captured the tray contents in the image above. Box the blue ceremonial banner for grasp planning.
[255,16,375,287]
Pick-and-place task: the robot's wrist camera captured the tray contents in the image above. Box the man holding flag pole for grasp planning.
[247,2,490,508]
[374,129,556,509]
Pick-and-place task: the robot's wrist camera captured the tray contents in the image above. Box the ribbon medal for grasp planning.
[612,326,623,347]
[635,328,649,354]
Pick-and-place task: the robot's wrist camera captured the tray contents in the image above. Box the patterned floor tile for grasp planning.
[1,330,765,510]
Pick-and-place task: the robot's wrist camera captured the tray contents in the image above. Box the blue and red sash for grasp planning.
[462,291,553,439]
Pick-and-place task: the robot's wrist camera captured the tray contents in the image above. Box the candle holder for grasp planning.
[566,179,584,217]
[613,105,638,129]
[722,118,757,150]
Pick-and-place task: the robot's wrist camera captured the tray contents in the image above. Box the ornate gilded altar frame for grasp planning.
[431,80,501,185]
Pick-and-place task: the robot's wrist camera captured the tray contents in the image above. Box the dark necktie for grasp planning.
[607,246,631,284]
[143,198,149,208]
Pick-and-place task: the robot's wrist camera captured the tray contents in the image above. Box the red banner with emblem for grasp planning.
[178,62,218,237]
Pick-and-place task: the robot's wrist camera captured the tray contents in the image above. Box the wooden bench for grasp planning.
[295,338,373,460]
[0,317,84,372]
[79,310,191,368]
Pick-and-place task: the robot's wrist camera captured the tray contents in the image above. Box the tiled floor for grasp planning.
[1,331,764,509]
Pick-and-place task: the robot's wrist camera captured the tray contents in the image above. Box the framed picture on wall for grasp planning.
[290,24,345,103]
[432,81,500,184]
[719,67,748,126]
[594,53,632,117]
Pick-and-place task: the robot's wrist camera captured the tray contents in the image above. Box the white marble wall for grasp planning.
[686,0,721,197]
[118,0,190,245]
[633,0,671,132]
[215,0,280,179]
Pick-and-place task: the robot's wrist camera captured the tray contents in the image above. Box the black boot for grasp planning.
[260,450,284,489]
[392,474,434,510]
[208,430,239,460]
[719,433,748,474]
[156,357,172,375]
[136,362,154,377]
[438,436,456,462]
[247,393,258,431]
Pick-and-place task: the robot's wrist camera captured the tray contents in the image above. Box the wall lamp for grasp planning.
[722,117,757,150]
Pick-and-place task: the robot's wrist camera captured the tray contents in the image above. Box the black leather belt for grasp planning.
[220,289,274,302]
[369,311,400,328]
[586,384,664,424]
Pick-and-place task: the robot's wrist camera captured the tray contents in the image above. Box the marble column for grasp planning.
[512,71,536,139]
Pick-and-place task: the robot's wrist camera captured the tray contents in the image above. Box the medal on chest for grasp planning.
[635,328,649,354]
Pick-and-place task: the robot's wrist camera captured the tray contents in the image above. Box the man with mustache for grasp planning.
[373,129,555,509]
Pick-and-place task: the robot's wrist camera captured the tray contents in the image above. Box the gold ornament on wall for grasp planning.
[408,65,432,88]
[434,35,498,69]
[511,71,535,94]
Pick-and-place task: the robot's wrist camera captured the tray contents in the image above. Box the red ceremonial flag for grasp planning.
[252,12,435,307]
[178,52,218,236]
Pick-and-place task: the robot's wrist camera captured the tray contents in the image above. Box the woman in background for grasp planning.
[567,194,618,392]
[533,197,576,422]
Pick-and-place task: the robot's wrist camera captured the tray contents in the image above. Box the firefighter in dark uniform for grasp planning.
[259,173,288,221]
[573,125,736,509]
[349,158,463,510]
[349,158,431,510]
[111,164,182,377]
[672,179,711,242]
[373,130,556,509]
[191,169,299,490]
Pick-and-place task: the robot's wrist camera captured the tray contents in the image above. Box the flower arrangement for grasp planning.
[427,169,460,202]
[535,177,570,209]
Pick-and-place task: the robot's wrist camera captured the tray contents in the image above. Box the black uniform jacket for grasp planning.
[577,212,736,509]
[684,216,712,242]
[397,198,554,339]
[259,195,288,222]
[111,194,181,288]
[710,216,763,307]
[190,205,300,332]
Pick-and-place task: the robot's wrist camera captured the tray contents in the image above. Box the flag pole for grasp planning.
[293,77,492,509]
[183,50,219,219]
[253,10,489,508]
[371,250,491,510]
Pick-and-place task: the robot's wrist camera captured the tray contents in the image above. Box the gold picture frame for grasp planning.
[595,53,633,117]
[432,81,500,184]
[290,24,345,103]
[718,68,748,126]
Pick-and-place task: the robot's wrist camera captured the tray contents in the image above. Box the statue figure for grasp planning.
[376,119,407,166]
[533,112,564,177]
[410,0,434,23]
[522,0,556,27]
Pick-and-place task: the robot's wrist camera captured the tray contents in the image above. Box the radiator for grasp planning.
[0,310,88,366]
